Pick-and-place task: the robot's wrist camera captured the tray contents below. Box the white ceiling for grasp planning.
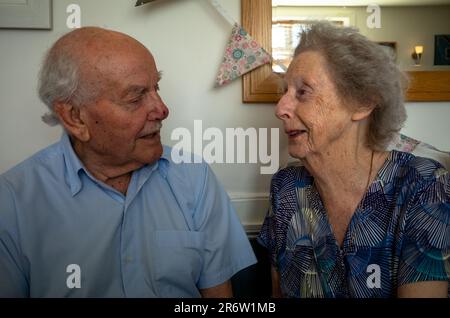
[272,0,450,6]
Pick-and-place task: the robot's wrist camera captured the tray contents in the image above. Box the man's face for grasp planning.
[79,44,169,170]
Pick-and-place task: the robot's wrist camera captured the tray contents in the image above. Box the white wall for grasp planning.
[0,0,449,227]
[402,102,450,150]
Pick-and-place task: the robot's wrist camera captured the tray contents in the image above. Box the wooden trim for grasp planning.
[241,0,450,103]
[406,71,450,102]
[242,0,279,103]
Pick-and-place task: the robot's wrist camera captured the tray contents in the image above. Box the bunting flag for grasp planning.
[208,0,272,87]
[215,23,272,87]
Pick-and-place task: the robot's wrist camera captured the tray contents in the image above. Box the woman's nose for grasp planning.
[275,93,293,120]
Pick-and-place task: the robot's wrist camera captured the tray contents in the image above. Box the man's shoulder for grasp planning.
[0,141,63,188]
[159,145,223,201]
[161,145,210,176]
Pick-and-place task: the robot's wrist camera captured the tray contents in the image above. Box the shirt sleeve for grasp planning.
[192,164,257,289]
[0,178,29,297]
[398,169,450,287]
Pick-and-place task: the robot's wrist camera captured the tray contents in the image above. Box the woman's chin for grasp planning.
[288,148,308,160]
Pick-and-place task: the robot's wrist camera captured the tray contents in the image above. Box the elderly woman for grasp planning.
[258,22,449,298]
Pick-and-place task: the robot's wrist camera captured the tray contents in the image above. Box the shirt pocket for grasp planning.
[152,230,205,297]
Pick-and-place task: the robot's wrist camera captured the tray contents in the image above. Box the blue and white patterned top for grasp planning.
[258,150,450,298]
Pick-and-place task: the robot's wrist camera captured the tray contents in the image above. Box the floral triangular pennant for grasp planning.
[215,23,272,87]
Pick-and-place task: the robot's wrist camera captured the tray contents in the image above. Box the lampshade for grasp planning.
[415,46,423,54]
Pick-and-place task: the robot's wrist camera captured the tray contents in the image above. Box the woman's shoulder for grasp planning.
[383,150,448,184]
[386,151,449,223]
[395,151,449,268]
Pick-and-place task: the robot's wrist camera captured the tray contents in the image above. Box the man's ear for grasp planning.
[54,102,90,142]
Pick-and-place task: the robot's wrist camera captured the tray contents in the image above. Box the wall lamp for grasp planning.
[412,45,423,66]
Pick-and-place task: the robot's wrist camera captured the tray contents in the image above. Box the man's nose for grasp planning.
[147,93,169,121]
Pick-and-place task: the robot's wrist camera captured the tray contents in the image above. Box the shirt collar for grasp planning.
[60,132,171,196]
[61,132,86,196]
[159,146,171,178]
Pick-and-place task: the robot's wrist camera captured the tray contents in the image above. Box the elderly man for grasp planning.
[0,27,256,297]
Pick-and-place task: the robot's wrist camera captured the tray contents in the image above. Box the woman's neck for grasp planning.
[303,140,388,247]
[303,141,381,205]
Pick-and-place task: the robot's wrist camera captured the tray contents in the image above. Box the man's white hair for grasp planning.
[38,27,109,126]
[38,48,80,126]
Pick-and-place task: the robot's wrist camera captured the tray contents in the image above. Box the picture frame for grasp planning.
[135,0,158,6]
[0,0,52,30]
[434,35,450,65]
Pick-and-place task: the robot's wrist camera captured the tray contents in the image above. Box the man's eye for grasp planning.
[130,96,143,104]
[155,84,160,91]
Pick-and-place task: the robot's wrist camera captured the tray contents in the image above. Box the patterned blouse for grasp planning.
[258,150,450,298]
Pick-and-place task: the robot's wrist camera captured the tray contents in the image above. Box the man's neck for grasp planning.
[103,174,133,195]
[71,138,143,195]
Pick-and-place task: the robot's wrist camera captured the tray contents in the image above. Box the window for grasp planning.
[272,18,347,73]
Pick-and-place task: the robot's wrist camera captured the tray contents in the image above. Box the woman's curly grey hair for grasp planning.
[294,21,408,151]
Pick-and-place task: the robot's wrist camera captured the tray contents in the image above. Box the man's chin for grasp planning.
[140,143,164,165]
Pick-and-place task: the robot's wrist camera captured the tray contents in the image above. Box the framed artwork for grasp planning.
[434,35,450,65]
[377,42,397,61]
[0,0,52,29]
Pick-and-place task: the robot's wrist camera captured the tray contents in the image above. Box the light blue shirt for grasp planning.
[0,133,256,297]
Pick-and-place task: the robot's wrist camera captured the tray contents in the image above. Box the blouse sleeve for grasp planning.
[398,168,450,287]
[257,168,289,269]
[257,190,278,267]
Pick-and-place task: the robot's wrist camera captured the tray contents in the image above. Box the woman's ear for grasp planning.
[351,104,376,122]
[54,102,90,142]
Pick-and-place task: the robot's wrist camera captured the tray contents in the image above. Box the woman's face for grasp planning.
[276,50,355,160]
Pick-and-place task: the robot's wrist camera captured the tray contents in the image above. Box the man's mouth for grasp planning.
[140,131,160,139]
[139,122,163,139]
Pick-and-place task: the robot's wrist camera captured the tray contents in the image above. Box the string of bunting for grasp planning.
[135,0,272,87]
